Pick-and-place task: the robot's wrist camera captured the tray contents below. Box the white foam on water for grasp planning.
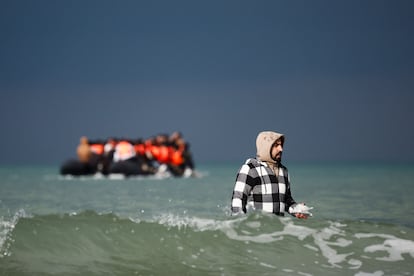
[152,213,414,271]
[303,244,319,252]
[355,233,414,261]
[298,272,313,276]
[107,173,126,180]
[156,214,354,268]
[259,262,276,269]
[348,258,362,268]
[155,213,232,231]
[154,214,353,267]
[354,270,384,276]
[221,219,364,269]
[0,209,29,257]
[282,268,314,276]
[311,221,355,268]
[221,218,312,243]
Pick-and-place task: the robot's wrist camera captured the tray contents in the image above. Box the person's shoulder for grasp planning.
[244,158,263,168]
[279,163,289,171]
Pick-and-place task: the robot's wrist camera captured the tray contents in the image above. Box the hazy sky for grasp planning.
[1,0,413,165]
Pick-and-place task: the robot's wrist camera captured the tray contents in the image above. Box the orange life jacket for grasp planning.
[150,145,160,160]
[113,141,136,162]
[170,149,184,166]
[90,144,104,155]
[157,145,170,164]
[134,144,146,155]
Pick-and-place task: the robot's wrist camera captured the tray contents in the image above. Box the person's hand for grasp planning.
[295,213,309,219]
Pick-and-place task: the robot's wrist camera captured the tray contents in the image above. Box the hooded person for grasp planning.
[256,131,285,174]
[231,131,307,218]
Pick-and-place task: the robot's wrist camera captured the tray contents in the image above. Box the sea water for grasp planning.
[0,162,413,275]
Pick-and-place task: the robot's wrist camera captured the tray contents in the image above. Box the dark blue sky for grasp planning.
[1,0,413,165]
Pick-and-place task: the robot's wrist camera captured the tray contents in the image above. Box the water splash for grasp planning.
[0,209,30,257]
[355,233,414,261]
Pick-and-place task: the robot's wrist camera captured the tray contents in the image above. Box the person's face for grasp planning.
[271,139,283,162]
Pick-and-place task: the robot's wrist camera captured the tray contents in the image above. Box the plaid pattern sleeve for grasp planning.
[283,171,296,213]
[231,159,259,214]
[231,158,296,216]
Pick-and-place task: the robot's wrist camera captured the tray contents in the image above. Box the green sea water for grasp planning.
[0,162,413,275]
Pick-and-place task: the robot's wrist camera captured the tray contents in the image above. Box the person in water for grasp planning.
[77,136,92,163]
[60,132,197,177]
[60,136,98,175]
[231,131,308,218]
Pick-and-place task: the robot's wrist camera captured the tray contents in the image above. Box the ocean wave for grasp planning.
[146,212,414,271]
[0,208,30,257]
[355,232,414,261]
[1,211,413,275]
[152,212,414,272]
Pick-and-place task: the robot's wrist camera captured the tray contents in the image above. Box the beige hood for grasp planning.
[256,131,284,163]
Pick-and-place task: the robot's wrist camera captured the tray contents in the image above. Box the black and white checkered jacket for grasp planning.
[231,158,296,216]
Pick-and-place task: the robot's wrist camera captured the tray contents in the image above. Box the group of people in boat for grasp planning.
[60,131,196,177]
